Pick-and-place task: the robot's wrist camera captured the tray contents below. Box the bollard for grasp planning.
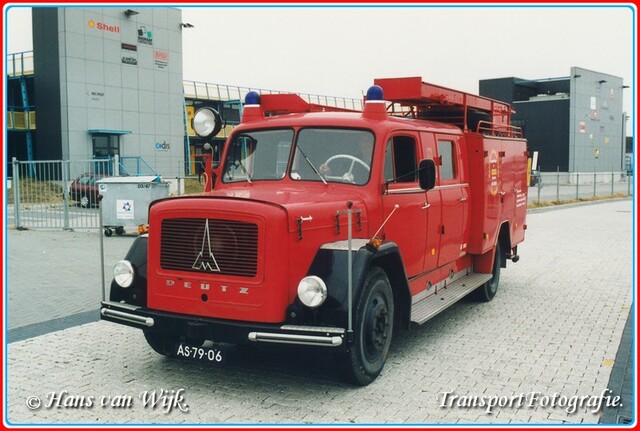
[611,172,614,196]
[12,157,21,229]
[628,174,632,196]
[537,180,541,205]
[99,194,106,301]
[593,172,597,198]
[576,172,580,200]
[62,161,69,230]
[556,167,560,201]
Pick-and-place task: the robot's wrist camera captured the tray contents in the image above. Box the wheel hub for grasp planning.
[364,296,390,360]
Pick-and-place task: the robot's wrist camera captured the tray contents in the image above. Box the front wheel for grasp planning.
[143,331,205,357]
[143,331,179,357]
[337,267,394,386]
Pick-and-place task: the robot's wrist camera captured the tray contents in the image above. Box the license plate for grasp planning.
[175,343,225,364]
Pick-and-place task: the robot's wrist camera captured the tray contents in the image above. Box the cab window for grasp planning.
[384,136,418,183]
[437,140,456,181]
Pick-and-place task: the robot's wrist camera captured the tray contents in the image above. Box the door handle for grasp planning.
[459,196,468,202]
[421,203,431,210]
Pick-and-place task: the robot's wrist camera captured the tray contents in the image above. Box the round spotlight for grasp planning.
[113,260,135,288]
[192,107,222,138]
[297,276,328,308]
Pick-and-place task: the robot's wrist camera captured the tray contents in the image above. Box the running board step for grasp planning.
[410,273,492,325]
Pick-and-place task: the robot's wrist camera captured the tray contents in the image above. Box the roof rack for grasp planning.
[374,76,518,136]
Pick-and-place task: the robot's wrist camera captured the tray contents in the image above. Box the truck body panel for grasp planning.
[101,76,528,384]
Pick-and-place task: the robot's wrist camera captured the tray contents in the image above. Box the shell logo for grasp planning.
[88,19,120,33]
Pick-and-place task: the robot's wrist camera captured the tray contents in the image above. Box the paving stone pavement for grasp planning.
[6,229,135,330]
[4,199,635,425]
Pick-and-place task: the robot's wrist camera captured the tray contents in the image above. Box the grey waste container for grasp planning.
[97,176,170,236]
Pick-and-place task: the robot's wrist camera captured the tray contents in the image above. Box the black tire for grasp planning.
[143,331,205,357]
[104,228,113,237]
[115,226,125,236]
[143,330,179,357]
[471,242,501,302]
[80,195,90,208]
[337,267,394,386]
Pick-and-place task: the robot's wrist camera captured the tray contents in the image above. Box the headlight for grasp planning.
[113,260,135,288]
[297,276,327,308]
[192,107,222,138]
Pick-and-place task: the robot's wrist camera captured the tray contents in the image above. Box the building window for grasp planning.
[92,134,120,158]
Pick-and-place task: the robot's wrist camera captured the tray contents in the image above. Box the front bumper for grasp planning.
[100,301,346,348]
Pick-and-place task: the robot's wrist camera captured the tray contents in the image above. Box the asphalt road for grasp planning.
[4,199,635,425]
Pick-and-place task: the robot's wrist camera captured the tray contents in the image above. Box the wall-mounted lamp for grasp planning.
[622,85,630,89]
[598,79,607,84]
[180,23,194,28]
[573,74,582,78]
[124,9,139,17]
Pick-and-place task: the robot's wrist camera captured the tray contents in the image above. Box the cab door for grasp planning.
[435,135,470,267]
[381,133,427,280]
[419,132,442,273]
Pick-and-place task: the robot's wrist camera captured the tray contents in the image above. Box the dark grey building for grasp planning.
[480,67,627,174]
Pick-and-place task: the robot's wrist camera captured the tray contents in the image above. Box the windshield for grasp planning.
[291,129,374,185]
[222,129,294,182]
[222,128,374,185]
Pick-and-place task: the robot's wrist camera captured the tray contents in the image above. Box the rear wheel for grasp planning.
[471,242,501,302]
[80,195,89,208]
[337,267,394,386]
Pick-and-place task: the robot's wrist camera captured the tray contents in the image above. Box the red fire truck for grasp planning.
[101,77,528,385]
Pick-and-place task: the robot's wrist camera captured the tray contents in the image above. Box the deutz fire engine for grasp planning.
[101,77,528,385]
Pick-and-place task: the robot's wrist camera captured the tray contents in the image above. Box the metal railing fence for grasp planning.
[530,169,633,205]
[7,157,161,230]
[183,80,364,111]
[8,159,633,231]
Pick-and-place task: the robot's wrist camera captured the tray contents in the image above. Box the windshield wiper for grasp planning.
[235,159,253,183]
[296,146,327,185]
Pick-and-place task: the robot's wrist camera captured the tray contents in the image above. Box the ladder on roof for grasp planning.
[374,76,520,137]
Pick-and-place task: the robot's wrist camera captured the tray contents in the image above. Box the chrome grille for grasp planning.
[160,218,258,277]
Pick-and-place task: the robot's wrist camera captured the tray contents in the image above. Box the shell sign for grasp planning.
[88,19,120,33]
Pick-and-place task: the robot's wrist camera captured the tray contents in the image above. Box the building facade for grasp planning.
[32,7,185,177]
[480,67,627,174]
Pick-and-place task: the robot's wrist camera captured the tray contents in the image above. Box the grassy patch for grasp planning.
[182,177,206,195]
[527,193,630,209]
[7,178,64,205]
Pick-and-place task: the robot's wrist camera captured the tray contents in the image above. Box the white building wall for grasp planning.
[57,7,184,177]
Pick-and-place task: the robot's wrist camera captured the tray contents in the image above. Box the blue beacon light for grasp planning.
[366,85,384,101]
[245,91,261,105]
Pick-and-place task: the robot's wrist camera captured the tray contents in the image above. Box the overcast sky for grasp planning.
[4,5,636,135]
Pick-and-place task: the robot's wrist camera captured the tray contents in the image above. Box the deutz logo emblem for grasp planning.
[192,219,221,272]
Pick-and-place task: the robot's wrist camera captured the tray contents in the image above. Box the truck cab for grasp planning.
[102,77,528,385]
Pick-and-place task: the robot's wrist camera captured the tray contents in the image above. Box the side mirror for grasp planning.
[418,159,436,191]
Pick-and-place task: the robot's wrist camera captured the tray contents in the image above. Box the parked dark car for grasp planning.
[530,169,541,186]
[69,173,107,207]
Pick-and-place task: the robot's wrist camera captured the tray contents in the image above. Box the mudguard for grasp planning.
[294,241,411,329]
